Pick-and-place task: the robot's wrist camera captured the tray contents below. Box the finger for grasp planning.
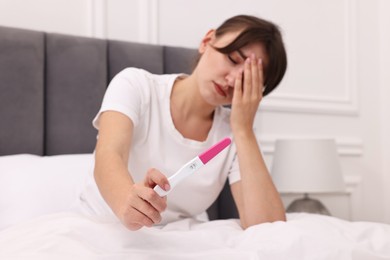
[133,189,163,224]
[145,168,170,192]
[124,207,154,229]
[243,57,252,99]
[233,68,243,102]
[126,223,143,231]
[138,185,167,213]
[120,195,155,229]
[258,58,264,97]
[251,54,260,98]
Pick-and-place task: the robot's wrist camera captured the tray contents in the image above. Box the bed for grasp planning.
[1,25,390,259]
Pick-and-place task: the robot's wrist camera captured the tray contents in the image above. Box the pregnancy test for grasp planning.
[154,137,232,197]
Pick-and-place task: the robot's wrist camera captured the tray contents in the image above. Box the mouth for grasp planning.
[213,82,227,97]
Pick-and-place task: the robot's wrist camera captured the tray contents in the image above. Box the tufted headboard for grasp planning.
[0,26,238,220]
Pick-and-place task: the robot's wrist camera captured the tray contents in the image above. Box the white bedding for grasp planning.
[1,212,390,259]
[1,154,390,259]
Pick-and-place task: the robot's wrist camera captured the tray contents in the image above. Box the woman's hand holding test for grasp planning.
[94,111,170,231]
[118,169,169,231]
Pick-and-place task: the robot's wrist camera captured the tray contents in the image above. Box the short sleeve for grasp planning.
[227,152,240,184]
[227,135,266,185]
[92,68,147,129]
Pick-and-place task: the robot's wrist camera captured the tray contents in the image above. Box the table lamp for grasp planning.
[271,139,346,215]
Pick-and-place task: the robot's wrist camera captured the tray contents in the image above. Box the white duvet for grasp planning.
[1,154,390,259]
[1,212,390,260]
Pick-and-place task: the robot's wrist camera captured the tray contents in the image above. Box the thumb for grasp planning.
[145,168,171,191]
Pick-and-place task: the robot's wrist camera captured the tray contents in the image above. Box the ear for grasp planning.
[198,29,216,54]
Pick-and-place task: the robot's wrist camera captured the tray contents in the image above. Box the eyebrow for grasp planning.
[237,49,247,60]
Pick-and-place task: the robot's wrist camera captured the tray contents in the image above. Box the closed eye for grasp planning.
[228,54,238,65]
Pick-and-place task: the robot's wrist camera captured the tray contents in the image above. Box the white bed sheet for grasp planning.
[1,212,390,259]
[0,153,93,230]
[1,154,390,259]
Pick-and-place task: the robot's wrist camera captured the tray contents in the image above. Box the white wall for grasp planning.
[1,0,389,223]
[379,0,390,224]
[0,0,92,36]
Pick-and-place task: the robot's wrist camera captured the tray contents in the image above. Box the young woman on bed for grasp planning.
[80,14,288,231]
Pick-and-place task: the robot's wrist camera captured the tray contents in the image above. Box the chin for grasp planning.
[208,99,231,107]
[200,87,231,106]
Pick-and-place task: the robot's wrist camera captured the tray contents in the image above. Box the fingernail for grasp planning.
[258,58,262,64]
[164,184,170,191]
[246,57,250,64]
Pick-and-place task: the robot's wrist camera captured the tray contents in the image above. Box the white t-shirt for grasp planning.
[79,68,240,224]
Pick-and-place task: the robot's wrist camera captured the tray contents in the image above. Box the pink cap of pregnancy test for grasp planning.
[199,137,232,164]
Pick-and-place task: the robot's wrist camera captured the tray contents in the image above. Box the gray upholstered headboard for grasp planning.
[0,26,238,220]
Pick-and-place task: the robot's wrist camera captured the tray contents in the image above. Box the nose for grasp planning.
[225,67,242,88]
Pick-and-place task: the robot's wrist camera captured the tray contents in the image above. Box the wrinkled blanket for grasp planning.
[1,213,390,260]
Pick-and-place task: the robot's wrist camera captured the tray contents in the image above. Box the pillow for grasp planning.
[0,153,93,230]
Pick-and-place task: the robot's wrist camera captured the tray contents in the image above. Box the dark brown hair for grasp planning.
[208,15,287,96]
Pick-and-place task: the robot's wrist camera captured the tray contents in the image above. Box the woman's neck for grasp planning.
[169,75,215,142]
[170,75,214,121]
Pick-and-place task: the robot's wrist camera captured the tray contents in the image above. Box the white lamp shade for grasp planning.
[271,139,346,193]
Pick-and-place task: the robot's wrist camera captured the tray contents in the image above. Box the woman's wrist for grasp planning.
[232,127,256,142]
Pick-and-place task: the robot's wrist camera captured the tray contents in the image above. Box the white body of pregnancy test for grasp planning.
[153,137,232,197]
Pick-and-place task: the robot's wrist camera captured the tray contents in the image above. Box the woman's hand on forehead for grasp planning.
[230,53,264,135]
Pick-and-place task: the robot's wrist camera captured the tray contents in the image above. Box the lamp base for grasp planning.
[286,194,331,216]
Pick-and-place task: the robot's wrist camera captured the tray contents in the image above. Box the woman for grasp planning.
[81,15,288,231]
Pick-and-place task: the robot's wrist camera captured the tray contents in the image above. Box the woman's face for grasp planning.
[195,30,268,106]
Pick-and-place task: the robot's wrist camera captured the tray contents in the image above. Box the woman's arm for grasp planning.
[230,55,286,229]
[94,111,170,230]
[230,132,286,229]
